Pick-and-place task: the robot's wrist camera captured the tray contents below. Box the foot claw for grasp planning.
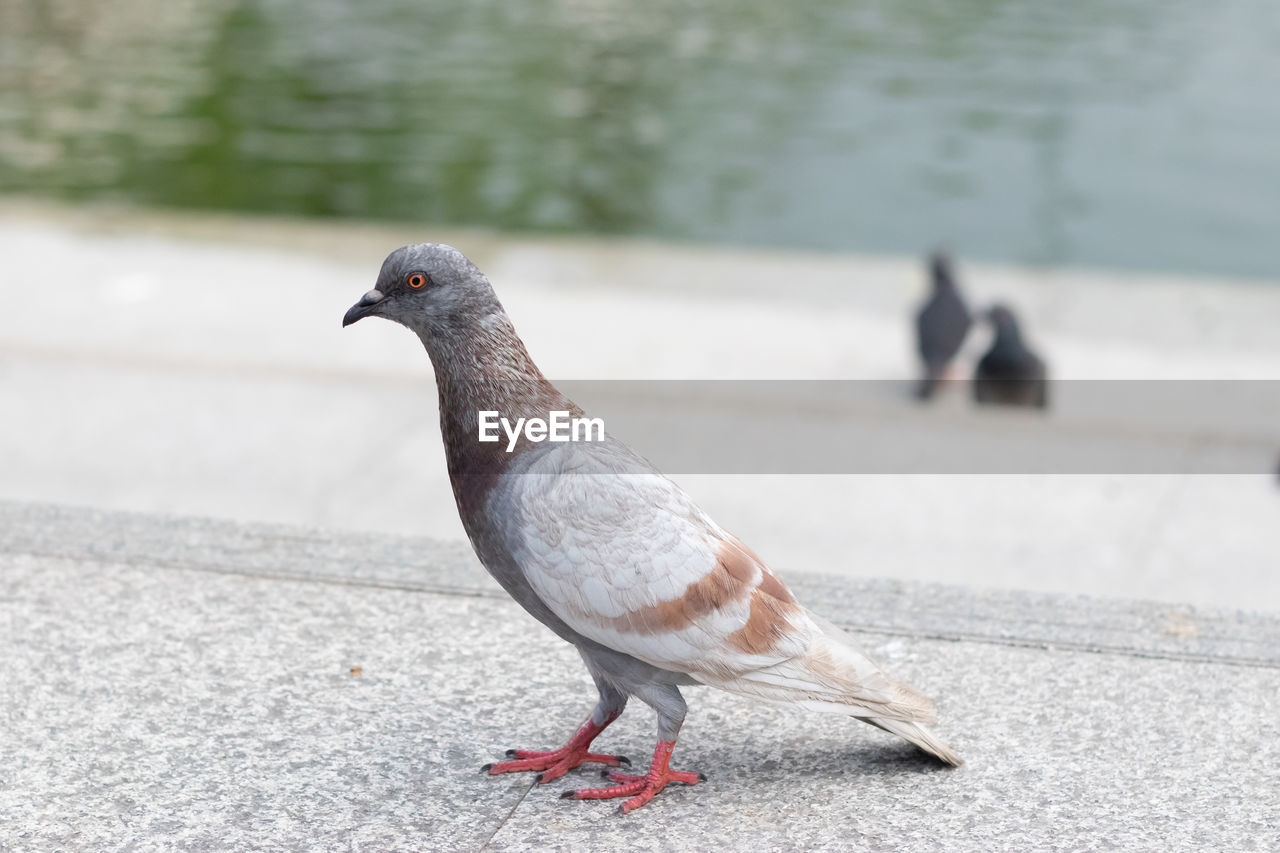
[480,763,493,773]
[697,772,707,782]
[560,790,576,800]
[504,749,517,758]
[616,755,631,767]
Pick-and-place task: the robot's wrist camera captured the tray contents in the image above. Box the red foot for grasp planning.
[482,716,628,784]
[562,740,705,814]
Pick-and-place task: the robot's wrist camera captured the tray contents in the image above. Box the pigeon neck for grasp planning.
[416,311,580,522]
[994,322,1022,347]
[416,311,566,414]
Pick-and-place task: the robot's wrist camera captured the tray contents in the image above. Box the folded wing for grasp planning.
[489,442,939,726]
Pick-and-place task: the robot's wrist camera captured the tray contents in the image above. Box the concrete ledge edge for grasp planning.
[3,499,1276,668]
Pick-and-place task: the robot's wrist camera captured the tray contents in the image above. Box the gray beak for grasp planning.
[342,289,385,327]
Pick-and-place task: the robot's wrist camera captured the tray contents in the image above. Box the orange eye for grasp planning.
[407,273,427,289]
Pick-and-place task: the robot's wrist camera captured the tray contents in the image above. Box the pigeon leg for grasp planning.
[483,683,629,784]
[561,682,703,814]
[561,739,704,814]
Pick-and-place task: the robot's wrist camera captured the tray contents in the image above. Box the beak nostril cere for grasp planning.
[342,288,386,327]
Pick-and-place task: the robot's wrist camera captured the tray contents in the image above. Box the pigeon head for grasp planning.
[985,304,1023,341]
[342,243,502,334]
[928,251,956,291]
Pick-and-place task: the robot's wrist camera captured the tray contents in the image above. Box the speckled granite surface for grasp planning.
[2,502,1278,851]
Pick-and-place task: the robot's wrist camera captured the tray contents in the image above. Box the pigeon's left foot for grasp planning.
[561,740,704,814]
[482,716,628,784]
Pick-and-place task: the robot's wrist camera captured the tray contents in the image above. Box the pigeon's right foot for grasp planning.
[481,715,627,784]
[560,740,704,814]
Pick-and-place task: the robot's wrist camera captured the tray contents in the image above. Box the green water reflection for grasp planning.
[1,0,1276,278]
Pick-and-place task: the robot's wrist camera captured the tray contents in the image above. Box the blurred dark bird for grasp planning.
[974,304,1048,409]
[914,252,973,399]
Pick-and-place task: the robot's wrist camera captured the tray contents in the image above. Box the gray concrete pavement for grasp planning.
[1,202,1278,613]
[3,502,1279,851]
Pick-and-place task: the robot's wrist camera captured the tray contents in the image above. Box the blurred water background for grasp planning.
[1,0,1277,280]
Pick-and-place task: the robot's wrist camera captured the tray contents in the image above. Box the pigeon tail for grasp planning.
[862,717,964,766]
[702,609,963,765]
[698,614,938,724]
[806,613,963,764]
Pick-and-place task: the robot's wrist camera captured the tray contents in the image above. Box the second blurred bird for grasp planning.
[973,304,1049,409]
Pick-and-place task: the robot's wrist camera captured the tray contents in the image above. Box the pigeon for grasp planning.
[914,251,973,400]
[973,304,1048,408]
[343,244,962,814]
